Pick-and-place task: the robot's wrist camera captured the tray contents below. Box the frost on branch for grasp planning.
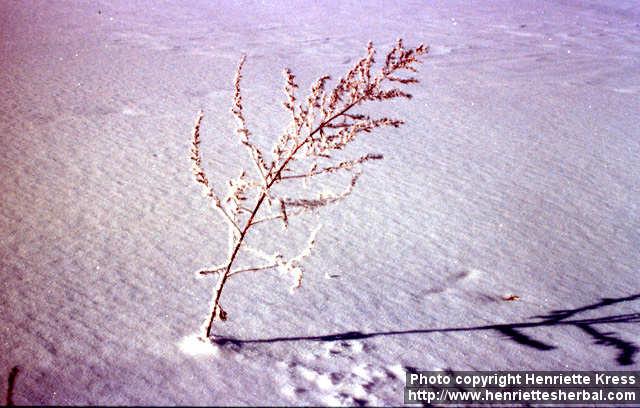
[190,39,427,338]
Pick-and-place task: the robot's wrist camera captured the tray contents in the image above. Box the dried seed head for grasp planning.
[190,40,426,334]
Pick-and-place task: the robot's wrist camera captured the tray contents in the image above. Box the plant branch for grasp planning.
[280,153,383,180]
[190,110,243,235]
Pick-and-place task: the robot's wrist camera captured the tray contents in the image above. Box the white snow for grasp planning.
[1,0,639,405]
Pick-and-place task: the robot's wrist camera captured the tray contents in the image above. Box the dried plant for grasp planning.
[5,366,19,406]
[190,39,427,338]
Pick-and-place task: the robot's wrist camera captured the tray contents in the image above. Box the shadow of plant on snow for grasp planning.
[214,293,640,366]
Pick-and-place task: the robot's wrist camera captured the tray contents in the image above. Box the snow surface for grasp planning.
[1,0,639,405]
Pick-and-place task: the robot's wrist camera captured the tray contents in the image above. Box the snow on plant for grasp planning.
[190,39,427,338]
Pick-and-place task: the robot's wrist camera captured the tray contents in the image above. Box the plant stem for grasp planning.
[202,100,360,338]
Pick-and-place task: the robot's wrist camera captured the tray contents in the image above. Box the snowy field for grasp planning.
[1,0,639,405]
